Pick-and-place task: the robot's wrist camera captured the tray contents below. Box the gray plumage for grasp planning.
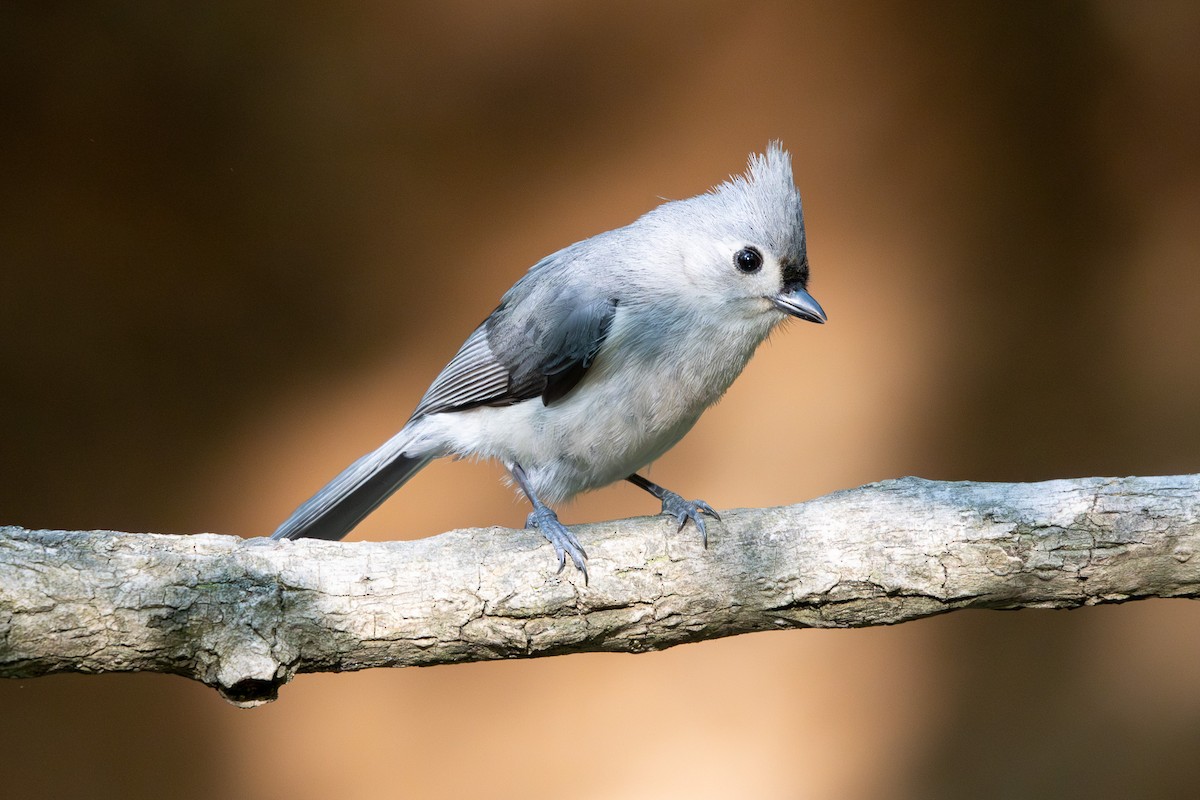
[272,142,826,581]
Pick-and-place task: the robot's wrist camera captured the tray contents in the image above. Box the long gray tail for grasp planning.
[271,428,433,541]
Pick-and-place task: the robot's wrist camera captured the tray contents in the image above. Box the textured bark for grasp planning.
[2,475,1198,706]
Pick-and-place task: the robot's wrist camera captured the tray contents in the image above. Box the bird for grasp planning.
[272,142,826,582]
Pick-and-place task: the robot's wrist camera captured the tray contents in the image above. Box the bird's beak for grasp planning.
[772,284,827,324]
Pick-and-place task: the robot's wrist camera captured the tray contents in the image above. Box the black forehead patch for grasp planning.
[780,256,809,287]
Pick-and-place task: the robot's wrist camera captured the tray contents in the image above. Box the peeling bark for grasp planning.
[2,475,1198,707]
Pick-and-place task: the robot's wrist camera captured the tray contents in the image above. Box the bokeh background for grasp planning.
[3,2,1199,798]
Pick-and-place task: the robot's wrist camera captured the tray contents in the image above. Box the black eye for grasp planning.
[734,247,763,273]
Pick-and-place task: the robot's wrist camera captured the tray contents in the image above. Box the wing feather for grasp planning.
[410,325,510,418]
[409,292,618,419]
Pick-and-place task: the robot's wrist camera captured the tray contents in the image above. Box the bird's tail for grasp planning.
[271,428,433,542]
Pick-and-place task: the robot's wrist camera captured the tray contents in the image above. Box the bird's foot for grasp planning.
[658,491,721,548]
[525,506,588,582]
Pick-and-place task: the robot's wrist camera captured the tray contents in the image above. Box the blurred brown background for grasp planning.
[3,2,1199,798]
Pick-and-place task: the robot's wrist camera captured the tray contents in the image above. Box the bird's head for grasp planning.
[649,142,827,327]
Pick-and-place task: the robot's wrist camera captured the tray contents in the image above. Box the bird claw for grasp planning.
[659,492,721,548]
[526,508,589,583]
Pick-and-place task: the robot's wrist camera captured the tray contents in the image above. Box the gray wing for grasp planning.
[411,288,618,420]
[409,324,510,419]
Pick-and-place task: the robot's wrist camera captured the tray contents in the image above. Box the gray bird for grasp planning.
[272,143,826,581]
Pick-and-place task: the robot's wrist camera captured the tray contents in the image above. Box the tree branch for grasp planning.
[2,475,1198,706]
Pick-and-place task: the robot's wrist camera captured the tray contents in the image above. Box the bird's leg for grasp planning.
[509,461,588,582]
[626,473,720,547]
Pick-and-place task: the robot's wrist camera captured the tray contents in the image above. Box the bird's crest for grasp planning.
[687,141,806,257]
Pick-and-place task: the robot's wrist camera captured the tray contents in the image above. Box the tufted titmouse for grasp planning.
[272,143,826,581]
